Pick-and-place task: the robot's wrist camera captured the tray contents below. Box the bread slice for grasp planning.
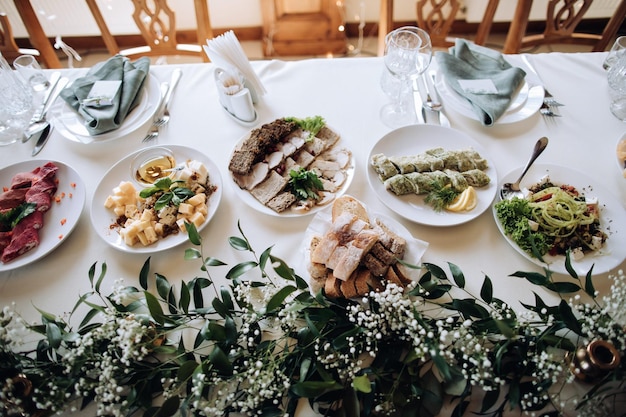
[324,272,343,298]
[340,271,359,298]
[354,268,372,296]
[332,195,369,223]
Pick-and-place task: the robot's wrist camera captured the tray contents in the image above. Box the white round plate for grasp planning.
[0,160,85,272]
[367,124,497,227]
[616,132,626,177]
[434,72,544,124]
[91,145,222,253]
[493,163,626,276]
[229,125,354,218]
[301,204,429,287]
[52,73,160,144]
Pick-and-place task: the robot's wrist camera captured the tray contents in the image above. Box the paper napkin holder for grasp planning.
[214,68,257,123]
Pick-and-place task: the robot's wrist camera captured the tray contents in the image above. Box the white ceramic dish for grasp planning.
[367,124,497,227]
[493,163,626,276]
[52,73,160,144]
[91,145,222,253]
[301,204,429,287]
[229,125,354,218]
[0,160,85,272]
[434,72,544,124]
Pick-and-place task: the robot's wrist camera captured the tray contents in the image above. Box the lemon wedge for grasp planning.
[447,186,478,212]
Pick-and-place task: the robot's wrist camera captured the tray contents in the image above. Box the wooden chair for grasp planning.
[377,0,502,55]
[85,0,213,62]
[503,0,626,53]
[0,13,37,62]
[9,1,62,69]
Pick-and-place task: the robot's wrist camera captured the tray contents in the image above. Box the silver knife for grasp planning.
[421,72,443,125]
[31,123,53,156]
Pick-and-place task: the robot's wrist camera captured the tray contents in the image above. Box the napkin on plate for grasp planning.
[203,30,266,101]
[59,55,150,136]
[435,39,526,126]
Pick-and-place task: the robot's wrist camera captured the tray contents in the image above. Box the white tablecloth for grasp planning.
[1,52,625,415]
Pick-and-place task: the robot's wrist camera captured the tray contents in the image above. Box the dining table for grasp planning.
[1,50,625,416]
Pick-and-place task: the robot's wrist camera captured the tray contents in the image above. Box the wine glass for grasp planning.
[0,53,35,146]
[380,26,432,128]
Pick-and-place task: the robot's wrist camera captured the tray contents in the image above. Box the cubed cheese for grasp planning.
[178,202,194,215]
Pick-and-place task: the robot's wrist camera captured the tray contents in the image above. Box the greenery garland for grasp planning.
[1,222,624,417]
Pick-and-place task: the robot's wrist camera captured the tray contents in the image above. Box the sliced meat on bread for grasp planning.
[267,192,297,213]
[250,171,288,205]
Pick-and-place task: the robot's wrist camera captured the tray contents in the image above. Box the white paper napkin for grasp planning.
[204,31,266,100]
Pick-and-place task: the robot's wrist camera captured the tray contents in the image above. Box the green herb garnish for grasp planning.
[424,180,460,212]
[284,116,325,141]
[288,168,324,201]
[139,177,195,211]
[0,202,37,231]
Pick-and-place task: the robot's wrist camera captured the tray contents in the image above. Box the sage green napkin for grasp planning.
[60,55,150,136]
[435,39,526,126]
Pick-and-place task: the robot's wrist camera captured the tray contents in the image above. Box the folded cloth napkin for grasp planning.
[435,39,526,126]
[60,55,150,135]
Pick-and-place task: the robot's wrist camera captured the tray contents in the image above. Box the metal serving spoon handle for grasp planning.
[500,136,549,200]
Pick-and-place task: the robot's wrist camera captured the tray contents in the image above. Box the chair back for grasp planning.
[0,13,40,63]
[378,0,501,55]
[503,0,626,53]
[86,0,213,62]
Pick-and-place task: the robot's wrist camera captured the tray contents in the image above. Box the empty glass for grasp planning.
[603,36,626,71]
[608,52,626,121]
[13,54,49,92]
[0,53,35,146]
[380,26,432,128]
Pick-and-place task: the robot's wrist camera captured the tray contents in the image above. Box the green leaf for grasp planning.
[448,262,465,288]
[480,276,493,303]
[259,246,272,270]
[226,261,257,279]
[209,345,233,373]
[177,360,199,383]
[510,271,549,286]
[558,300,583,335]
[494,319,516,339]
[78,308,100,330]
[229,236,250,251]
[584,266,596,297]
[352,375,371,393]
[179,282,190,314]
[154,396,179,417]
[185,221,201,245]
[35,307,57,323]
[480,387,500,412]
[156,273,171,300]
[290,380,343,397]
[46,321,63,349]
[145,291,165,325]
[545,282,581,293]
[204,257,227,267]
[140,257,151,290]
[266,285,297,312]
[184,248,202,260]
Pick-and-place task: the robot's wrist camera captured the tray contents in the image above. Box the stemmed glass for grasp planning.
[380,26,432,128]
[0,53,35,146]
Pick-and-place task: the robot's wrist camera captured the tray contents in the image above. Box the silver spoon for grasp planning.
[500,136,549,200]
[22,77,69,142]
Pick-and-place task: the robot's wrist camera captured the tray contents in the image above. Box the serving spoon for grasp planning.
[500,136,548,200]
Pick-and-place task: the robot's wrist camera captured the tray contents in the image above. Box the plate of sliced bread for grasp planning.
[303,195,429,298]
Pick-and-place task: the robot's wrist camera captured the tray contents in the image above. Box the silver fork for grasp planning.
[142,68,183,143]
[520,55,564,115]
[142,82,169,143]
